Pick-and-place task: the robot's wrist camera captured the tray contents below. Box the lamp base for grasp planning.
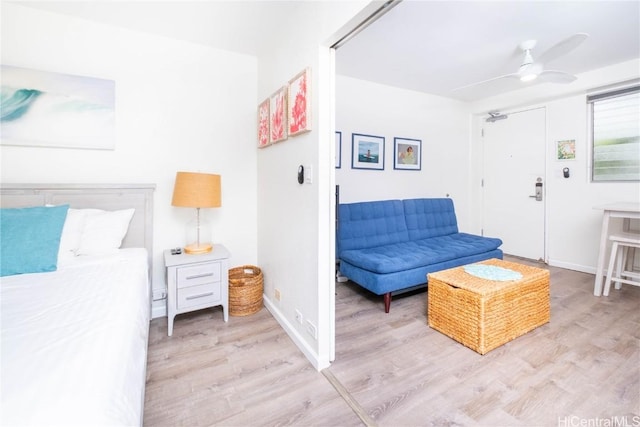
[184,243,213,255]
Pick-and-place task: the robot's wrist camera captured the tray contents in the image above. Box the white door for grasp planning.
[482,107,546,261]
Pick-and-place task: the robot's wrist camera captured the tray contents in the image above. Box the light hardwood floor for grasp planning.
[144,257,640,426]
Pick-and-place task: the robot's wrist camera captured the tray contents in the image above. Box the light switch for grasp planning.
[305,164,313,184]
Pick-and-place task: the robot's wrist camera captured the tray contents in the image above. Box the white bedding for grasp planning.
[1,249,150,426]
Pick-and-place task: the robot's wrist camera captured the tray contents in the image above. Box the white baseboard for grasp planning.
[151,301,166,319]
[263,295,326,371]
[547,259,595,275]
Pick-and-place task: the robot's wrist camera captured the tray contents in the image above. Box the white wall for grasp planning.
[255,1,372,370]
[335,76,475,230]
[1,4,259,317]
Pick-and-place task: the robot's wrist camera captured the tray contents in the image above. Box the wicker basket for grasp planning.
[427,258,550,355]
[229,265,263,316]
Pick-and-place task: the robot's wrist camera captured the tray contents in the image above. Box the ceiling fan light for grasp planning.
[520,73,538,82]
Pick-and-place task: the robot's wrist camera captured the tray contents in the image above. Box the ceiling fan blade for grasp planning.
[451,73,520,92]
[538,33,589,64]
[537,70,577,84]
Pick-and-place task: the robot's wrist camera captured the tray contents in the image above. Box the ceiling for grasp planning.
[12,1,295,57]
[337,0,640,101]
[11,1,640,102]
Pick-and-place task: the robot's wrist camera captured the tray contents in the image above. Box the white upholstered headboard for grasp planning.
[0,183,156,270]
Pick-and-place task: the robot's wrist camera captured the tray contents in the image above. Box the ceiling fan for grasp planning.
[453,33,589,93]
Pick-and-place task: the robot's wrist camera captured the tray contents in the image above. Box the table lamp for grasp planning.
[171,171,221,254]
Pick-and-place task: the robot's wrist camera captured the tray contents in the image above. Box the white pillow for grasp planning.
[58,208,87,261]
[75,208,135,256]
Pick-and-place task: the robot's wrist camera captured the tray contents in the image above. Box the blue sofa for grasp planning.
[337,198,503,312]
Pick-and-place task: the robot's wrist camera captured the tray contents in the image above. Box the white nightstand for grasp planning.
[164,244,230,336]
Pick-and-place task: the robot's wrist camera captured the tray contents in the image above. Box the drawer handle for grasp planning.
[186,272,214,280]
[186,292,214,300]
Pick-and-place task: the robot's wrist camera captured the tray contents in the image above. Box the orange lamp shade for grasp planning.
[171,172,221,208]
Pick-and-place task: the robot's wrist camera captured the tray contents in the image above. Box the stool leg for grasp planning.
[630,247,639,282]
[604,241,619,297]
[615,246,627,290]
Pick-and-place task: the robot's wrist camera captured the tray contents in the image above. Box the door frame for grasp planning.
[326,0,404,365]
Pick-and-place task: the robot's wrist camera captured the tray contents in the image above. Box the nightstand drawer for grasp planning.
[176,263,221,288]
[177,282,221,309]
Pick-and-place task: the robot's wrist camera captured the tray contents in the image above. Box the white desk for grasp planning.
[593,202,640,296]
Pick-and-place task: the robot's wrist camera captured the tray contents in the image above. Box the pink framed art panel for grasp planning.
[269,86,288,144]
[287,68,311,136]
[257,98,270,148]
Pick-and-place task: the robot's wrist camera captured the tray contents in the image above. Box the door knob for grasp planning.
[529,181,543,201]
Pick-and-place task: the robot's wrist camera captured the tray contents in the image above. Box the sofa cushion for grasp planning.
[339,233,503,274]
[339,250,504,296]
[337,200,409,255]
[403,198,458,240]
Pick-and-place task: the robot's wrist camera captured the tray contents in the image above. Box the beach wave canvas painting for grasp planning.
[0,65,115,150]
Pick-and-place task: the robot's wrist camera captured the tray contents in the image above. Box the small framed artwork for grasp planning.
[557,139,576,160]
[269,86,288,144]
[257,98,270,148]
[394,137,422,170]
[288,67,311,136]
[335,131,342,169]
[352,133,385,170]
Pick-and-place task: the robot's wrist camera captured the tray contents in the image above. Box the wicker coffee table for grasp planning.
[427,258,550,355]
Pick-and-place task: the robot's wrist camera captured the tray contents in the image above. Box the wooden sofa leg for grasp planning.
[384,292,391,313]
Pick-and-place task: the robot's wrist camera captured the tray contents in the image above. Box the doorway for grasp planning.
[481,107,547,262]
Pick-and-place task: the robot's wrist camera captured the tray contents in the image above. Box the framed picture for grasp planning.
[394,137,422,170]
[257,98,270,148]
[557,139,576,160]
[352,133,385,170]
[335,131,342,168]
[0,65,115,150]
[269,86,288,144]
[288,67,311,136]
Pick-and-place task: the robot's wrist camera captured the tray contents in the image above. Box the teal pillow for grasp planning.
[0,204,69,277]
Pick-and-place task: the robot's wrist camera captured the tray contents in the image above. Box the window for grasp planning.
[588,86,640,182]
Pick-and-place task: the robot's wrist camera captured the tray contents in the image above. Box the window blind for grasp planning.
[588,86,640,182]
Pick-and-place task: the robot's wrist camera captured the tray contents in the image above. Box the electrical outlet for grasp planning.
[295,309,303,324]
[275,289,281,301]
[152,289,167,301]
[305,319,317,340]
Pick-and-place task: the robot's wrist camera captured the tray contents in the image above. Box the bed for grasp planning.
[0,183,155,426]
